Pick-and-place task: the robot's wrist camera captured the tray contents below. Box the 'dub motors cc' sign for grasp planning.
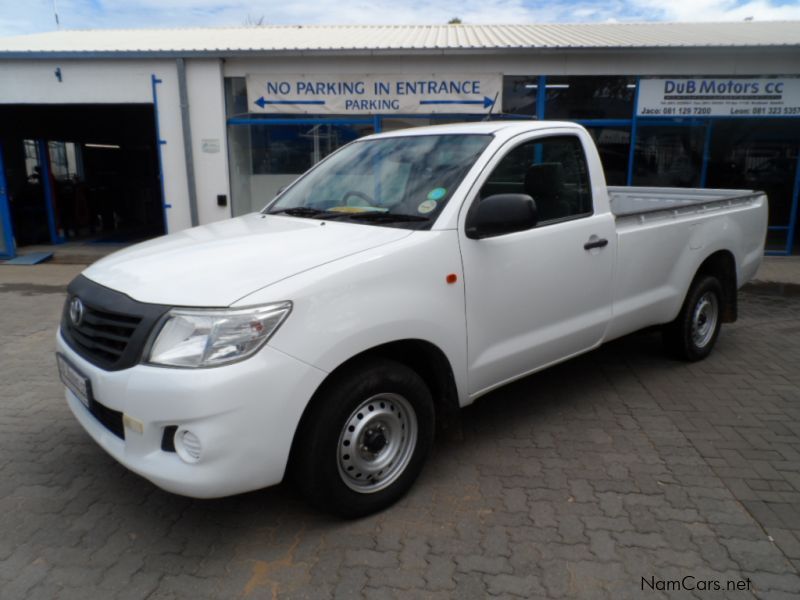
[245,73,503,115]
[637,77,800,118]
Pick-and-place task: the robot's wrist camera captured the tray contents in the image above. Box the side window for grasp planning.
[480,136,593,223]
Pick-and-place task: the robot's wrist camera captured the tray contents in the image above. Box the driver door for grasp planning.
[459,132,616,396]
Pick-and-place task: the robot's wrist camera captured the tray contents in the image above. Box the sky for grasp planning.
[1,0,799,37]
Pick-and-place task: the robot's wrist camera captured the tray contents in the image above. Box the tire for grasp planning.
[663,275,723,362]
[292,358,435,518]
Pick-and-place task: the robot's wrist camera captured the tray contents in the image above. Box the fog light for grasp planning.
[174,428,202,463]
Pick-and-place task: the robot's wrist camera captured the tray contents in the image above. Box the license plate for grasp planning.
[57,353,91,409]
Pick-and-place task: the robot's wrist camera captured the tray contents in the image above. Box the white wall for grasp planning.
[0,59,193,233]
[185,59,230,224]
[0,60,154,103]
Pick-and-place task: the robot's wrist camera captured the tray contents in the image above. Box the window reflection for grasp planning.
[586,127,631,185]
[705,119,799,251]
[706,119,799,224]
[545,76,636,120]
[633,126,705,188]
[502,76,539,116]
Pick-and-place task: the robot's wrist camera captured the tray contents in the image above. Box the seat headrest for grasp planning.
[524,162,565,199]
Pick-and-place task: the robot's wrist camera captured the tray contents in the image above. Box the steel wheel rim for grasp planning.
[691,291,718,348]
[337,393,418,494]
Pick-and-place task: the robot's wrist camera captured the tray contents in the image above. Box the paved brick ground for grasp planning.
[1,274,799,599]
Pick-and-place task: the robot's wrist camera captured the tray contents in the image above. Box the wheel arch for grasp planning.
[287,339,461,472]
[693,249,738,323]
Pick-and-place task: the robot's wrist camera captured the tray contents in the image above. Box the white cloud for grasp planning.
[0,0,798,37]
[628,0,800,22]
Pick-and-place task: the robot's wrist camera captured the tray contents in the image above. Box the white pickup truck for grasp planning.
[57,121,767,516]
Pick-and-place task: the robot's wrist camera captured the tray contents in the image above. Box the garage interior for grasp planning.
[0,104,165,250]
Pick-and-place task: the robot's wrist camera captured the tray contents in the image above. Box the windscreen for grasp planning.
[265,134,492,229]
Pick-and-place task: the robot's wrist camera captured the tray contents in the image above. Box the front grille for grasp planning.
[89,398,125,440]
[66,304,141,366]
[61,275,171,371]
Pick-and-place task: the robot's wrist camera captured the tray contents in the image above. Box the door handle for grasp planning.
[584,237,609,250]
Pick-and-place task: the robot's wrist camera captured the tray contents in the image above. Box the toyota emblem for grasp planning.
[69,297,85,327]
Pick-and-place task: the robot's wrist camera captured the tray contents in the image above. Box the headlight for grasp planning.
[147,302,292,368]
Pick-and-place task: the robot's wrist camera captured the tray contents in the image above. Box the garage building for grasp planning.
[0,21,798,258]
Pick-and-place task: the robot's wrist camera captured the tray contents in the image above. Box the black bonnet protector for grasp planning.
[61,275,171,371]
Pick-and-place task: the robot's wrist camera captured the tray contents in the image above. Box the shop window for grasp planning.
[586,127,630,186]
[545,76,636,120]
[48,142,82,181]
[705,119,799,252]
[250,124,366,175]
[25,140,82,182]
[224,77,248,117]
[23,139,38,181]
[502,76,539,116]
[380,116,486,132]
[632,126,705,188]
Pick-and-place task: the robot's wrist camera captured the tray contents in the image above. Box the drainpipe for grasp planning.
[176,58,199,227]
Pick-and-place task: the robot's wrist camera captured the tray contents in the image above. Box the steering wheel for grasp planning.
[341,190,375,207]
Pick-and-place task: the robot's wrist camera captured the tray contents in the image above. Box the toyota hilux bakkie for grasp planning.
[57,121,768,516]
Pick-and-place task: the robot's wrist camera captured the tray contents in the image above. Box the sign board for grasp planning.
[246,74,502,115]
[201,139,220,153]
[637,77,800,118]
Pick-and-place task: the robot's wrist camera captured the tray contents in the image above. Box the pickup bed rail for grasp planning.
[608,186,763,219]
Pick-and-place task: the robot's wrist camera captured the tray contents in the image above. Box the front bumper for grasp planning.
[56,330,327,498]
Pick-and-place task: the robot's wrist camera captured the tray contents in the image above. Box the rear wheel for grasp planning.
[292,358,434,518]
[663,275,723,361]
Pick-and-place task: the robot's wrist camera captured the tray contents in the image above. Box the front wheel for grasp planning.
[663,275,723,361]
[292,358,434,518]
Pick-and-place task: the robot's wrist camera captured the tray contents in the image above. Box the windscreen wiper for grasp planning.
[268,207,430,224]
[342,212,430,223]
[268,207,341,218]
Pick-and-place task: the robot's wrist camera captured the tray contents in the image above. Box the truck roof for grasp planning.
[365,120,584,139]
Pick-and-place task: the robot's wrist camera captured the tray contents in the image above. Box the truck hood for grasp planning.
[82,214,413,306]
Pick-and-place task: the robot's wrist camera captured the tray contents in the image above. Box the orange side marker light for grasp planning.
[446,273,458,284]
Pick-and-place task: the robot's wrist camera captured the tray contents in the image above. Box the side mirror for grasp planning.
[466,194,538,239]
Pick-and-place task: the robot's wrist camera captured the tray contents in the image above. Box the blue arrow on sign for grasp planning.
[419,96,496,109]
[254,97,326,108]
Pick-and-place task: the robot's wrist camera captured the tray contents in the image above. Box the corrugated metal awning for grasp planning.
[0,21,798,58]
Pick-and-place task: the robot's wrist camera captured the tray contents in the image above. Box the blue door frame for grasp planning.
[151,74,171,234]
[0,142,16,259]
[37,140,65,245]
[226,112,531,131]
